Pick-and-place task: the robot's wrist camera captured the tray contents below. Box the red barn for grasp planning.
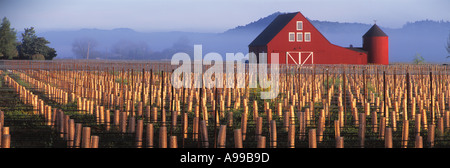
[249,12,388,65]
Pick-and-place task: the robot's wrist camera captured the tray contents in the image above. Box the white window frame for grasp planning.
[297,21,303,30]
[305,32,311,42]
[296,32,303,42]
[289,32,295,42]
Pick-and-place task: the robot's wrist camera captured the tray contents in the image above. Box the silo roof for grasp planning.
[363,24,388,37]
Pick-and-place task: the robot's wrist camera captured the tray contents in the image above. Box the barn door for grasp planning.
[286,51,314,66]
[286,52,300,64]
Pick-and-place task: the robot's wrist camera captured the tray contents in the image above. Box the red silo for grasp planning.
[363,24,389,65]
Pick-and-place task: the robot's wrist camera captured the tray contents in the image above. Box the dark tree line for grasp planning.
[0,17,56,60]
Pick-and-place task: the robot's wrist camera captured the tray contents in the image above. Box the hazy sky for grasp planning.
[1,0,449,33]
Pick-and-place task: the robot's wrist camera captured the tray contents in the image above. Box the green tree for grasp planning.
[17,27,56,60]
[32,54,45,60]
[413,53,425,64]
[0,17,18,59]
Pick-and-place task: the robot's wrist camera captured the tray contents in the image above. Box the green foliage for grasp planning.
[17,27,37,59]
[0,17,18,59]
[366,81,376,95]
[32,54,45,60]
[115,77,128,85]
[412,53,425,64]
[323,76,341,90]
[17,27,57,60]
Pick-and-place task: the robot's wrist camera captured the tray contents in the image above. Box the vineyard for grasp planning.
[0,60,449,148]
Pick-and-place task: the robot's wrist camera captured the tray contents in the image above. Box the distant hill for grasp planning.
[36,12,450,63]
[223,12,283,34]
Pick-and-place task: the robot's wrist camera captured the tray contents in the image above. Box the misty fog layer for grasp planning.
[37,12,450,63]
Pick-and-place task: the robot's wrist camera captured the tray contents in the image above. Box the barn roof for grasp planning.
[249,12,297,46]
[363,24,387,37]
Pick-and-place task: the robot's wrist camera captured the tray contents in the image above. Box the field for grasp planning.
[0,60,449,148]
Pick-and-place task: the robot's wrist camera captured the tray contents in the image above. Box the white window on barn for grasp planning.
[297,32,303,42]
[297,21,303,30]
[305,32,311,42]
[289,32,295,42]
